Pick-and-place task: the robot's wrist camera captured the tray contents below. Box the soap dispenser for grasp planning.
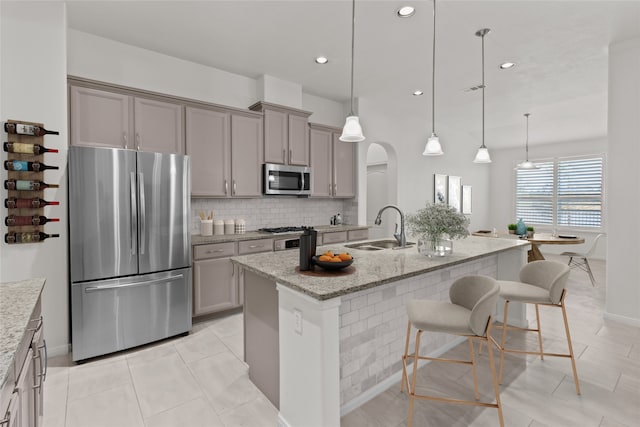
[335,213,342,225]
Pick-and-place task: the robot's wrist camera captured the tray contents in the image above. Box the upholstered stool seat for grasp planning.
[401,275,504,427]
[497,280,553,304]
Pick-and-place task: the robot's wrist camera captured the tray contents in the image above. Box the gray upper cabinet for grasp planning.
[134,97,184,154]
[186,106,263,197]
[69,85,133,149]
[249,102,311,166]
[69,83,184,154]
[186,107,230,197]
[309,123,356,198]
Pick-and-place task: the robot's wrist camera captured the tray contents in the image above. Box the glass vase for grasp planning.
[418,235,453,257]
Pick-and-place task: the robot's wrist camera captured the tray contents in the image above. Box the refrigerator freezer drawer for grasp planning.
[71,268,192,361]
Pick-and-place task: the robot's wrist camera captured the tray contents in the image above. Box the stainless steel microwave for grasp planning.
[263,163,311,196]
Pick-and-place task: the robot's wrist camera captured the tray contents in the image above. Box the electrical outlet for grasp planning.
[294,309,303,335]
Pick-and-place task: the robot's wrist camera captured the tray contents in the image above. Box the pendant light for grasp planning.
[517,113,539,169]
[339,0,365,142]
[473,28,492,163]
[422,0,443,156]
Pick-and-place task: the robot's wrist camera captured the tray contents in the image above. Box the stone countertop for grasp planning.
[231,236,529,301]
[192,224,370,246]
[0,278,46,394]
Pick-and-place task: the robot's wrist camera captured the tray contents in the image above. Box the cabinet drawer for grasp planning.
[194,242,236,260]
[322,231,347,244]
[238,239,274,255]
[347,229,369,242]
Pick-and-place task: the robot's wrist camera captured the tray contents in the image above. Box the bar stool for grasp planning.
[400,275,503,427]
[495,260,581,395]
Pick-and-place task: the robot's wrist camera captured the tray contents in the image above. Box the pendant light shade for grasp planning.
[517,113,539,169]
[340,0,365,142]
[423,0,443,156]
[473,28,491,164]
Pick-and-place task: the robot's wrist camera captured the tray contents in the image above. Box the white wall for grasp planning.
[489,137,607,259]
[1,1,69,355]
[606,36,640,325]
[356,96,491,235]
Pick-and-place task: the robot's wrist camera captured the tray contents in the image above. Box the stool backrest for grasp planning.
[450,275,500,336]
[520,260,570,304]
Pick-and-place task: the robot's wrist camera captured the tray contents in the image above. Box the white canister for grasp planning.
[224,219,235,235]
[200,219,213,236]
[235,219,246,234]
[214,220,224,235]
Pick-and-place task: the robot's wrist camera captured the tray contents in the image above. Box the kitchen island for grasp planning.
[231,236,529,427]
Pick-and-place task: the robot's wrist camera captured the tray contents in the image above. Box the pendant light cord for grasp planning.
[525,113,530,161]
[349,0,356,116]
[431,0,436,134]
[481,32,486,149]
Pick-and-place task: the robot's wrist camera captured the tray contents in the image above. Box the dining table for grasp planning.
[472,231,585,262]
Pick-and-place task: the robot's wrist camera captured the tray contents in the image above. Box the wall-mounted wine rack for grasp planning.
[4,119,60,244]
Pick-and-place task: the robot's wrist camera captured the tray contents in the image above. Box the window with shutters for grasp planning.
[515,155,603,229]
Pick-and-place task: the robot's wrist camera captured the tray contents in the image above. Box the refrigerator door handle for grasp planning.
[138,172,146,255]
[83,274,184,293]
[130,172,137,255]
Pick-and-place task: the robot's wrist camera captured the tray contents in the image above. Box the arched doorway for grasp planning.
[366,143,395,239]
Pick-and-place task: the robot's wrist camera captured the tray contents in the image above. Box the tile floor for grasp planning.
[44,255,640,426]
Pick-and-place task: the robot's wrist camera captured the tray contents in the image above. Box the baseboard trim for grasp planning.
[339,336,466,417]
[47,343,71,357]
[603,312,640,327]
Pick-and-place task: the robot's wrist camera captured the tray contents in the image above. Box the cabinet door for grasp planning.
[263,109,287,164]
[3,391,19,427]
[231,114,263,197]
[288,114,309,166]
[69,85,132,149]
[31,327,45,427]
[134,97,184,154]
[333,133,356,198]
[193,258,238,316]
[17,348,35,427]
[186,107,230,197]
[309,127,333,197]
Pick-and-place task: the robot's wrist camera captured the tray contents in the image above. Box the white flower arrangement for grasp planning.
[406,203,470,241]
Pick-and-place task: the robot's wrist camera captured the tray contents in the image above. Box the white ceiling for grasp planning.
[66,0,640,149]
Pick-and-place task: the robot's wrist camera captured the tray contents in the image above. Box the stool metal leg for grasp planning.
[583,258,596,286]
[498,300,510,384]
[407,330,422,427]
[468,337,479,400]
[560,293,581,395]
[485,321,505,427]
[401,320,412,393]
[535,304,544,360]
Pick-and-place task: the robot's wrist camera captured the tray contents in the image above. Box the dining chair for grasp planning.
[400,275,504,427]
[495,260,581,395]
[560,233,604,286]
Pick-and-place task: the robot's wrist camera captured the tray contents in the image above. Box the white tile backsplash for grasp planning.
[190,197,358,233]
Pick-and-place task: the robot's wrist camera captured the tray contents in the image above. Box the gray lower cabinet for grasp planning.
[186,106,263,197]
[69,83,184,154]
[309,123,356,198]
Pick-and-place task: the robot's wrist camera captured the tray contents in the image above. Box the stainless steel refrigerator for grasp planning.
[69,146,191,361]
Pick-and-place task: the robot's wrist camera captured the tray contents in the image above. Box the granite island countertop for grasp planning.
[192,224,370,245]
[231,236,529,300]
[0,278,46,395]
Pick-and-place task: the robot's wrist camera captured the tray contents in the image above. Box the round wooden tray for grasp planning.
[295,265,356,277]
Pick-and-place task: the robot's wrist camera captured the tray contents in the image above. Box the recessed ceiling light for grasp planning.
[315,56,328,64]
[397,6,415,18]
[413,90,424,96]
[500,62,516,69]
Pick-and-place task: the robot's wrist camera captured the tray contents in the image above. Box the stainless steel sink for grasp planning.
[345,239,416,250]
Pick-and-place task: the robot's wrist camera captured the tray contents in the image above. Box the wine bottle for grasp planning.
[5,231,60,243]
[3,142,58,154]
[4,179,59,191]
[4,123,59,136]
[4,160,59,172]
[5,197,60,209]
[5,215,60,226]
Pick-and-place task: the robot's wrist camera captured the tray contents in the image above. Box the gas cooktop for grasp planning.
[259,226,309,235]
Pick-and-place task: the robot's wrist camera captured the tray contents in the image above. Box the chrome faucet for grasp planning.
[374,204,407,248]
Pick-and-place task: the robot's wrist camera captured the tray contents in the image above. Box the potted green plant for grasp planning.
[527,226,534,238]
[406,203,470,257]
[508,224,517,234]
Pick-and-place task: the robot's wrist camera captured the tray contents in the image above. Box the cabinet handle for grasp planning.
[0,412,10,425]
[41,339,48,382]
[27,316,43,332]
[136,133,141,151]
[233,180,237,195]
[123,132,128,149]
[205,249,225,254]
[225,180,229,195]
[248,244,263,249]
[232,265,235,278]
[283,149,286,163]
[289,148,292,163]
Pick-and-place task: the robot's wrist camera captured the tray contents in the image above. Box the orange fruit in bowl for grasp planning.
[318,255,332,262]
[330,256,342,263]
[323,251,334,257]
[338,253,352,261]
